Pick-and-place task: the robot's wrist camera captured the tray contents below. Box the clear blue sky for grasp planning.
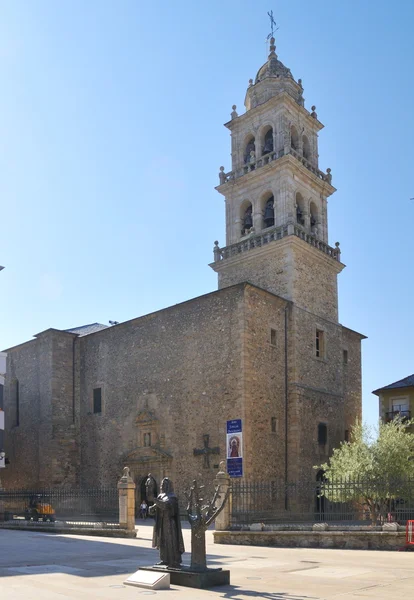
[1,1,413,428]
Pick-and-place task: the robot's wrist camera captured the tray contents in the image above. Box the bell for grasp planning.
[264,204,274,228]
[244,211,253,229]
[263,140,274,154]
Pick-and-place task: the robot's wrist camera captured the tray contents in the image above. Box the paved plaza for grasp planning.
[0,522,413,599]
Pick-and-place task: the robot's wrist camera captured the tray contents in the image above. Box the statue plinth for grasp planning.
[140,565,230,589]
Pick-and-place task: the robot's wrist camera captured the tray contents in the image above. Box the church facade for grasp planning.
[2,37,364,498]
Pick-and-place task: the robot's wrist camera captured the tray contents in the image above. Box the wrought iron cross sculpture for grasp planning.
[267,10,279,39]
[193,434,220,469]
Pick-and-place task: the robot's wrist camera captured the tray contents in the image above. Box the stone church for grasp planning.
[2,36,364,500]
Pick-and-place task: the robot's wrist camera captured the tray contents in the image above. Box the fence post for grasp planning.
[117,466,136,532]
[214,461,231,531]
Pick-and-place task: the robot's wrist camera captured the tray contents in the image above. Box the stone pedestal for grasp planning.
[214,464,231,531]
[140,566,230,589]
[117,467,136,533]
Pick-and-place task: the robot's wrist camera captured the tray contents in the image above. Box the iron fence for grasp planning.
[230,479,414,527]
[0,487,119,528]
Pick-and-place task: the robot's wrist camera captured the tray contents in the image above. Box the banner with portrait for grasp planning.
[226,419,243,477]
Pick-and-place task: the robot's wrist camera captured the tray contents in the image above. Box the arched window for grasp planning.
[241,203,253,235]
[244,136,256,164]
[318,423,327,445]
[262,127,274,155]
[263,196,275,228]
[291,126,299,151]
[302,135,311,161]
[296,192,305,226]
[310,201,318,234]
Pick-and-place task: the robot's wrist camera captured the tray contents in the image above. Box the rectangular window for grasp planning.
[271,417,277,433]
[318,423,327,445]
[270,329,277,346]
[93,388,102,414]
[343,349,348,364]
[144,432,152,447]
[316,329,325,358]
[391,397,409,412]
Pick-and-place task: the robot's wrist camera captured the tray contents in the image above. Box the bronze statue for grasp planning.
[149,477,184,569]
[185,477,230,571]
[145,473,156,503]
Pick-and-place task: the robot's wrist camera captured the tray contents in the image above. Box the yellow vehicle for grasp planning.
[25,495,56,522]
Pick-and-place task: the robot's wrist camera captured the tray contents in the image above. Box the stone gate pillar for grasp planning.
[214,461,231,531]
[118,466,136,533]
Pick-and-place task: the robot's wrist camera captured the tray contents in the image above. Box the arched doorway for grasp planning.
[136,475,159,518]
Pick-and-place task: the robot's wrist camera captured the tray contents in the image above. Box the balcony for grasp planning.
[213,224,341,263]
[218,147,331,186]
[385,410,411,423]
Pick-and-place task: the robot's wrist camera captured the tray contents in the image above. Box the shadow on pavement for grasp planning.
[218,588,319,600]
[0,530,233,579]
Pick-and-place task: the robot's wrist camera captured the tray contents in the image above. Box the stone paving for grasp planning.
[0,522,413,599]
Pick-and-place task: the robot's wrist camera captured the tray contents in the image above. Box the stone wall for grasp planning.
[213,529,406,551]
[214,236,342,323]
[2,330,79,489]
[342,327,364,433]
[2,282,363,497]
[3,339,42,488]
[242,286,289,482]
[216,241,292,306]
[75,285,246,494]
[288,306,364,482]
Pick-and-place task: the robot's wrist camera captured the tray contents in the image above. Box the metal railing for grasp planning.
[0,487,120,528]
[230,479,414,528]
[385,410,411,422]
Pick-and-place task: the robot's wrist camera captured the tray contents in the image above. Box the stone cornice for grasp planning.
[225,91,324,132]
[210,233,344,276]
[216,154,336,198]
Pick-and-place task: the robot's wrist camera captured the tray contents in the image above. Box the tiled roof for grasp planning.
[65,323,109,337]
[373,374,414,395]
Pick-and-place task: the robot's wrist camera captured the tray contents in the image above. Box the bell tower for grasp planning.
[211,36,343,322]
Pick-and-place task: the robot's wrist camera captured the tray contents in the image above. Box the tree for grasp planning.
[316,418,414,524]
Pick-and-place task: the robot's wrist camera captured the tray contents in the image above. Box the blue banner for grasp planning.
[226,419,243,478]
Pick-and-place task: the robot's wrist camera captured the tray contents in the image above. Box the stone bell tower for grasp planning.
[211,37,343,323]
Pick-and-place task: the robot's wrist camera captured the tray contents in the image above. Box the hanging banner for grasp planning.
[226,419,243,478]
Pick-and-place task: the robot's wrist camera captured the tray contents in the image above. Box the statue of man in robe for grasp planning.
[145,473,156,504]
[149,477,185,569]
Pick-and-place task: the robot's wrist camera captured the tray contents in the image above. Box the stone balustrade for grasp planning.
[214,226,288,261]
[218,147,331,185]
[293,226,341,260]
[213,226,341,263]
[288,148,328,181]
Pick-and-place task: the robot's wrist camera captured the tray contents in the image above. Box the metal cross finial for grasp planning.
[267,10,279,40]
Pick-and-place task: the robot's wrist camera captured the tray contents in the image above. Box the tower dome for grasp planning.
[254,38,293,83]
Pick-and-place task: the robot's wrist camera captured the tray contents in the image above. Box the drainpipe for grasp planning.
[284,304,289,510]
